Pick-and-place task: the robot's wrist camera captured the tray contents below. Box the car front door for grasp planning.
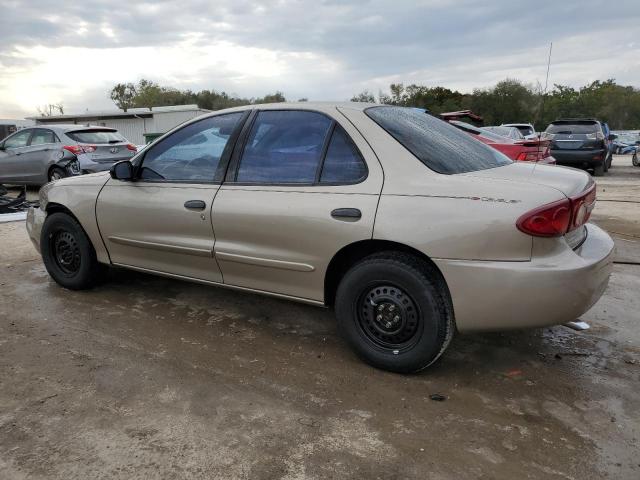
[0,129,33,183]
[96,112,247,283]
[211,108,384,303]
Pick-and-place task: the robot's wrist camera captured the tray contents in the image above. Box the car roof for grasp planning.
[28,124,118,133]
[202,101,378,116]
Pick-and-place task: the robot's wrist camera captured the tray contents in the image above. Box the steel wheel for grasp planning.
[357,283,422,350]
[50,230,81,274]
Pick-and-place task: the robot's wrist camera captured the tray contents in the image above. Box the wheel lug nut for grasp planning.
[385,322,392,328]
[389,305,395,312]
[376,315,383,321]
[394,315,400,322]
[378,305,384,311]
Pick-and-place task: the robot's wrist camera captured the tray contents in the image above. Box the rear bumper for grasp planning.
[26,206,46,254]
[435,223,614,332]
[551,148,606,167]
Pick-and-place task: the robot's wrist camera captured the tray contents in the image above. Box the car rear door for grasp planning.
[20,128,58,183]
[211,108,383,303]
[96,112,248,283]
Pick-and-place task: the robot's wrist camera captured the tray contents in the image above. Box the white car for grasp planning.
[502,123,538,139]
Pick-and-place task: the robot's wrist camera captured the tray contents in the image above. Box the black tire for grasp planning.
[335,251,454,373]
[49,166,67,182]
[606,153,613,170]
[40,212,106,290]
[593,162,605,176]
[633,153,639,167]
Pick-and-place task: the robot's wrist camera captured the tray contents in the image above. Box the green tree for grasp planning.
[109,83,137,111]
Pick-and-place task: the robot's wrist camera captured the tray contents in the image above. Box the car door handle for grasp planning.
[184,200,206,210]
[331,208,361,220]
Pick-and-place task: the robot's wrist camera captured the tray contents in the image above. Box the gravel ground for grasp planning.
[0,155,639,479]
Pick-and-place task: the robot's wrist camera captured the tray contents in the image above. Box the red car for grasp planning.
[449,120,555,165]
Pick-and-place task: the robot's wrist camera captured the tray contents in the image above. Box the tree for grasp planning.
[37,104,64,116]
[109,83,137,111]
[350,90,376,103]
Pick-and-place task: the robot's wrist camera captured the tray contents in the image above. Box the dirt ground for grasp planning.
[1,156,639,479]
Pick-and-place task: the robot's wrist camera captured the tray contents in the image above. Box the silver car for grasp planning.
[0,125,136,185]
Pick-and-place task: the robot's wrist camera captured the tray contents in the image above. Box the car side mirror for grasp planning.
[0,143,5,151]
[110,160,134,181]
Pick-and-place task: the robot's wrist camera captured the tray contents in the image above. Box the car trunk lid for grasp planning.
[66,128,136,163]
[461,162,592,198]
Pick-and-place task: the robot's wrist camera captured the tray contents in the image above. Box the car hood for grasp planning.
[460,162,592,198]
[55,171,111,187]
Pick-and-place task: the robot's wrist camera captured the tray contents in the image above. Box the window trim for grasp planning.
[224,108,369,187]
[132,110,250,185]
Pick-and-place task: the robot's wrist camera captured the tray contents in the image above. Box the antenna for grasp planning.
[534,42,553,171]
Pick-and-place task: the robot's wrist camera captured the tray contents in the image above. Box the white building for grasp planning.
[30,105,210,145]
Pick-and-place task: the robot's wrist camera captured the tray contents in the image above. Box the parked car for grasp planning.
[544,119,613,176]
[0,125,136,185]
[26,103,613,373]
[502,123,537,139]
[611,132,640,154]
[451,121,555,164]
[482,126,525,140]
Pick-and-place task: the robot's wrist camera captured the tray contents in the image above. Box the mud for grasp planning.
[0,156,639,479]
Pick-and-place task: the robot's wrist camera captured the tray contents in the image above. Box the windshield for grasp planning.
[66,129,126,144]
[366,107,511,174]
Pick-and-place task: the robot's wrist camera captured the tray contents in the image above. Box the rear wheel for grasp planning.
[335,252,454,373]
[41,212,106,290]
[48,166,67,182]
[593,162,605,176]
[633,153,639,167]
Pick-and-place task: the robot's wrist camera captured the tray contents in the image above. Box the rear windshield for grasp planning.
[366,107,511,174]
[545,122,599,134]
[66,129,126,144]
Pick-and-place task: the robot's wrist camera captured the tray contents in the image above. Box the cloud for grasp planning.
[0,0,639,117]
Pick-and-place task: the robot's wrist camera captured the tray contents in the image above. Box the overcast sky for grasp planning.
[1,0,639,118]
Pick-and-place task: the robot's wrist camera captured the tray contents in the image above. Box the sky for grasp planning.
[1,0,639,118]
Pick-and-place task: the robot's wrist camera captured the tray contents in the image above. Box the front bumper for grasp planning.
[26,206,46,254]
[551,148,605,167]
[435,223,615,332]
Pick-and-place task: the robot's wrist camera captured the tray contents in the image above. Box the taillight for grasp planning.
[517,184,596,237]
[126,143,137,151]
[516,152,542,162]
[63,145,96,155]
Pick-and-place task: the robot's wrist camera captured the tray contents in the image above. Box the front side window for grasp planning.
[236,110,332,183]
[30,129,56,146]
[3,130,32,149]
[320,125,367,183]
[140,113,243,182]
[366,106,512,174]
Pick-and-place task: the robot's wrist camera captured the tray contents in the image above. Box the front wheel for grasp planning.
[633,153,639,167]
[41,212,106,290]
[335,252,454,373]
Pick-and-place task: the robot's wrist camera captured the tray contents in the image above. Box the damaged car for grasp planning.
[27,103,614,373]
[0,125,137,185]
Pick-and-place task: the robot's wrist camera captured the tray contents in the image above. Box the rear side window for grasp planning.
[236,110,332,183]
[67,129,125,144]
[320,125,367,183]
[30,129,56,146]
[545,122,599,134]
[366,106,511,174]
